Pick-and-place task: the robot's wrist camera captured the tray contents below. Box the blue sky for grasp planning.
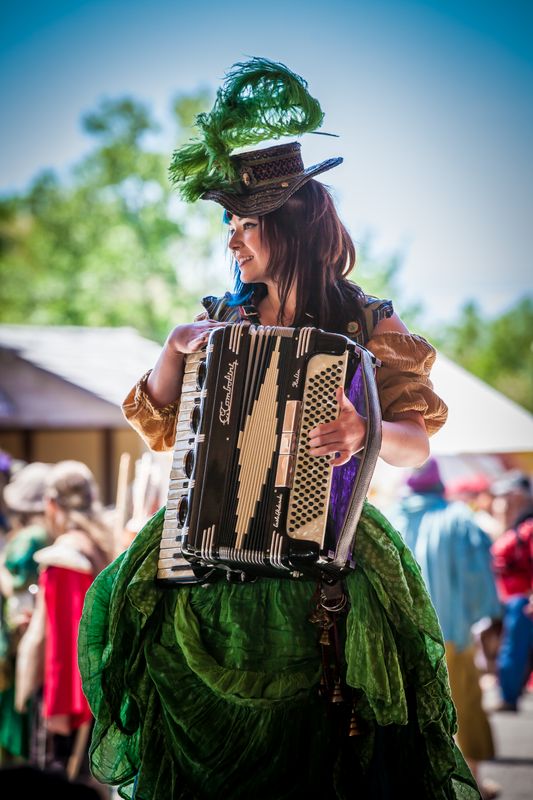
[1,0,532,323]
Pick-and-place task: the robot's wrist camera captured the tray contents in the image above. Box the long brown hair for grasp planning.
[45,460,113,568]
[257,180,364,332]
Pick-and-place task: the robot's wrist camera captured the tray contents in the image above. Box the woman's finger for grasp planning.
[309,441,347,457]
[336,386,354,412]
[308,419,339,439]
[331,451,352,467]
[189,335,209,352]
[308,430,346,449]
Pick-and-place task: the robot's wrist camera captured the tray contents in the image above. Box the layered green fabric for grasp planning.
[78,503,481,799]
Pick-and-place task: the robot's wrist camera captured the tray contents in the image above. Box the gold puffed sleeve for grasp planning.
[122,370,178,452]
[122,306,211,451]
[365,331,448,436]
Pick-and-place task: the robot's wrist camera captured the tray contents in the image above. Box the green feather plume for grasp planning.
[169,57,325,202]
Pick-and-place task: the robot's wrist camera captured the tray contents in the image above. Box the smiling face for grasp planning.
[227,215,270,285]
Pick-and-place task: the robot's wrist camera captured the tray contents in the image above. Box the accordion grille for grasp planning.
[287,355,347,543]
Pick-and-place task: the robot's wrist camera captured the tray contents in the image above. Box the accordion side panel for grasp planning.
[286,351,348,545]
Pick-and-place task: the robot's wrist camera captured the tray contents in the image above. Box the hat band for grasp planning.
[240,152,304,188]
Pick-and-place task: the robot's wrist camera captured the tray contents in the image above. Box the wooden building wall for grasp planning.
[0,356,146,505]
[0,427,144,507]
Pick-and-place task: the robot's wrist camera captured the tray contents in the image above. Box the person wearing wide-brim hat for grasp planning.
[20,461,112,785]
[3,461,52,520]
[1,462,52,600]
[78,58,481,798]
[0,462,52,763]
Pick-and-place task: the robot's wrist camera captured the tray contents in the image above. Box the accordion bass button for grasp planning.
[177,497,189,526]
[195,360,207,390]
[190,404,201,433]
[183,450,195,478]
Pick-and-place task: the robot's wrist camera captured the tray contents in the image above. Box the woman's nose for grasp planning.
[228,230,241,250]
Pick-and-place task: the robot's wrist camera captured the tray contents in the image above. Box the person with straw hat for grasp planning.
[78,58,481,799]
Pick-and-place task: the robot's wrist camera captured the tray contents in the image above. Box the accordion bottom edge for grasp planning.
[155,536,355,585]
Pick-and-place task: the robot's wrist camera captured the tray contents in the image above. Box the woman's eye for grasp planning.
[243,222,257,230]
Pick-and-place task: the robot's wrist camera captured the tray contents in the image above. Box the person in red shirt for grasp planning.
[490,471,533,711]
[32,461,112,788]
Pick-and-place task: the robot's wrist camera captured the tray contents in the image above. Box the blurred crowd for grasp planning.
[0,451,162,797]
[0,448,532,799]
[0,456,116,796]
[387,460,533,800]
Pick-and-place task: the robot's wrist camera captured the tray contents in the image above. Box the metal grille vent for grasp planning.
[287,359,345,534]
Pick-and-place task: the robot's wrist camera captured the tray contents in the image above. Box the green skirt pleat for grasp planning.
[78,503,481,799]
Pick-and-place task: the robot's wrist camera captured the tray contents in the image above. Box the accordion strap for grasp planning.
[330,346,382,569]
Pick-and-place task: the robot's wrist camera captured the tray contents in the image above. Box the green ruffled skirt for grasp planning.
[78,503,480,799]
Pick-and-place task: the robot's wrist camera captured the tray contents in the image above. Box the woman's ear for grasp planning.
[45,498,65,533]
[44,497,55,518]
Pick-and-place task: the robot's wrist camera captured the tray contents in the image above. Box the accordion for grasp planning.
[157,323,381,584]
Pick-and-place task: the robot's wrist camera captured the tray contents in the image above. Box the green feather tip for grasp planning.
[169,57,325,202]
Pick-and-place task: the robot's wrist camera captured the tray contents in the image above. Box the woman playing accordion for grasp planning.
[78,59,482,799]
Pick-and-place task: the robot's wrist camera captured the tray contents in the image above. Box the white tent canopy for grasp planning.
[429,353,533,455]
[369,352,533,510]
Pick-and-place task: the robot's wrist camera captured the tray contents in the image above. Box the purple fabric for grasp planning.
[329,365,364,544]
[406,457,444,495]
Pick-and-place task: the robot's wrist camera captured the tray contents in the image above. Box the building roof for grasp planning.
[0,325,161,409]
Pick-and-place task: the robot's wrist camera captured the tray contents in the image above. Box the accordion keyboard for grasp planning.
[157,351,205,583]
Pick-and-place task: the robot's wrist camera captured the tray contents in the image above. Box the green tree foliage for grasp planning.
[0,92,226,342]
[351,236,423,330]
[1,92,531,413]
[431,298,533,412]
[353,241,532,413]
[354,242,532,413]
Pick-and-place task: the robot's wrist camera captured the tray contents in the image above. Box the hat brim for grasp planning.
[3,484,45,514]
[202,157,343,217]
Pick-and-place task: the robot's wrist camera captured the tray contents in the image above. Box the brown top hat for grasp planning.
[202,141,342,217]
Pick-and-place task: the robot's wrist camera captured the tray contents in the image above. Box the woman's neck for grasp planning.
[257,283,297,327]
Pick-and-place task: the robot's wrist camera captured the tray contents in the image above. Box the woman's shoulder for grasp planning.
[361,294,394,316]
[198,292,247,323]
[347,293,394,344]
